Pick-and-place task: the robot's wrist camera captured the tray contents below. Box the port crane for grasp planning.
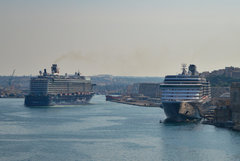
[8,69,16,88]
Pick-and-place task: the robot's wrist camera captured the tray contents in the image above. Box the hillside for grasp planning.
[0,75,164,96]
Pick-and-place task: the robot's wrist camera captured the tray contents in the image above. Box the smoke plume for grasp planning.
[54,51,91,63]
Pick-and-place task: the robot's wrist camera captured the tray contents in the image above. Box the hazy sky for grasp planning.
[1,0,240,76]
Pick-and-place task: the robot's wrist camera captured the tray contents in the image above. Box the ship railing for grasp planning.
[162,97,201,101]
[162,99,201,102]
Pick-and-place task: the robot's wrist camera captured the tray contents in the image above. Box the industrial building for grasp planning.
[138,83,161,98]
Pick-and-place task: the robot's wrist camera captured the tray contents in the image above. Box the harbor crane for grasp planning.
[8,69,16,87]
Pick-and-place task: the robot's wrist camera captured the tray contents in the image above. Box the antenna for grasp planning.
[78,69,81,76]
[181,63,187,75]
[182,63,187,69]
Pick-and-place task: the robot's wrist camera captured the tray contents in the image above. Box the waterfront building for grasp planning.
[138,83,161,98]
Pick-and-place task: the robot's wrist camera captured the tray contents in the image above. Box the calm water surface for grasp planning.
[0,95,240,161]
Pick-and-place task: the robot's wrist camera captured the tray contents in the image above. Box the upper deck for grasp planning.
[29,64,93,95]
[160,64,211,102]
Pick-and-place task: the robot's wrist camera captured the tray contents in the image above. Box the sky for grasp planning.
[1,0,240,76]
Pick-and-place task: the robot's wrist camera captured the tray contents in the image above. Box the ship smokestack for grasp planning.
[189,64,197,75]
[43,69,47,76]
[51,64,59,74]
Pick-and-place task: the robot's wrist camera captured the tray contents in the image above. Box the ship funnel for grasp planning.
[43,69,47,76]
[39,70,42,76]
[189,64,197,75]
[51,64,59,74]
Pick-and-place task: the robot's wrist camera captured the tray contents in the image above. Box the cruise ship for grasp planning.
[160,64,211,122]
[25,64,95,106]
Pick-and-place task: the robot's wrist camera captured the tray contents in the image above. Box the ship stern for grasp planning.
[24,95,52,106]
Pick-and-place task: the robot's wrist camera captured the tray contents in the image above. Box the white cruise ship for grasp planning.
[160,64,211,122]
[25,64,94,106]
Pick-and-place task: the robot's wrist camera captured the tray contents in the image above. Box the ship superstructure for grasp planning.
[25,64,94,106]
[160,64,211,122]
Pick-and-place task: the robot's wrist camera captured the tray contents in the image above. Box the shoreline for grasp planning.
[107,99,161,108]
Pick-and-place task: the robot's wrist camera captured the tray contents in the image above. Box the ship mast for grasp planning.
[181,64,187,75]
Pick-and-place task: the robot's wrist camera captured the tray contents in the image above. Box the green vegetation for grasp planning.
[207,75,240,87]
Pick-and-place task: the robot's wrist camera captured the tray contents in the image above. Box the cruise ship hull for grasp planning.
[162,101,202,122]
[25,93,94,106]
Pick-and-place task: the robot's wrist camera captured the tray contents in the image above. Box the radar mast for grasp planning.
[181,64,187,75]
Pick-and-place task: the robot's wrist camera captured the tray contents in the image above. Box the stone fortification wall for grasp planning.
[211,87,230,98]
[230,82,240,130]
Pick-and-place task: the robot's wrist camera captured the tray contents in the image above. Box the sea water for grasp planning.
[0,95,240,161]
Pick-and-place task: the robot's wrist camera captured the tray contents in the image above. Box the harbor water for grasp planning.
[1,95,240,161]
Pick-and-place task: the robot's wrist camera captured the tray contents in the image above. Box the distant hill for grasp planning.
[91,75,164,94]
[91,75,163,85]
[0,76,30,90]
[2,67,239,93]
[206,75,240,87]
[201,66,240,87]
[0,75,164,95]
